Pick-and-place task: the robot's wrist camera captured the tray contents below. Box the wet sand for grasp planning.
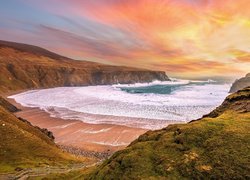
[6,95,183,154]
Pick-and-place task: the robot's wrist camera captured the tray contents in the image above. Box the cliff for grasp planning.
[229,73,250,93]
[0,96,20,113]
[87,87,250,179]
[0,40,169,92]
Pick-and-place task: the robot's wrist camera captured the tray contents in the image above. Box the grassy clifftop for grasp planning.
[88,87,250,179]
[0,99,79,173]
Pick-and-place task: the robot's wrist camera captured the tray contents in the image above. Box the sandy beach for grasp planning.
[5,95,183,154]
[12,104,146,153]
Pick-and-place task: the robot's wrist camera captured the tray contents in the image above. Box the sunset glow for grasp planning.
[1,0,250,78]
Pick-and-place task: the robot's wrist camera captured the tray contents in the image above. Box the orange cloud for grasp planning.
[2,0,250,78]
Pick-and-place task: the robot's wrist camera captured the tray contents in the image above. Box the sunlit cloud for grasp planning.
[0,0,249,78]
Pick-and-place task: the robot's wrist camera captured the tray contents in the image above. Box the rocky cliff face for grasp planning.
[229,73,250,93]
[0,40,169,92]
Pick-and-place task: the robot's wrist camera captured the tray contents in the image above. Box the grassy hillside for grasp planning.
[87,87,250,179]
[0,102,80,173]
[0,40,169,93]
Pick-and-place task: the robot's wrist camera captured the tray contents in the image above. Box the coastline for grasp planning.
[10,102,146,153]
[5,92,184,155]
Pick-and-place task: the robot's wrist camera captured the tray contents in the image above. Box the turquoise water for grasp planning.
[120,84,180,94]
[119,81,219,95]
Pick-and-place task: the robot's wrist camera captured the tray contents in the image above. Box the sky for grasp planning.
[0,0,250,79]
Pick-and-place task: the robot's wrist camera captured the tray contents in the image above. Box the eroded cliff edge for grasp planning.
[0,40,169,92]
[229,73,250,93]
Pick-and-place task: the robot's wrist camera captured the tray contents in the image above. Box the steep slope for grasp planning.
[88,87,250,179]
[0,96,19,113]
[229,73,250,93]
[0,40,169,92]
[0,101,79,173]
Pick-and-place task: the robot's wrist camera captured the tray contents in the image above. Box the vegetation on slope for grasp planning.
[88,87,250,179]
[0,104,79,173]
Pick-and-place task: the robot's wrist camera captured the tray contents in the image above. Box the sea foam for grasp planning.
[9,79,230,129]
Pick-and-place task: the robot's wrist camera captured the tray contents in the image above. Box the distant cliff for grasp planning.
[229,73,250,93]
[0,40,169,92]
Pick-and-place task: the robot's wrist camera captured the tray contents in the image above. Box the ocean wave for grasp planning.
[9,80,230,129]
[113,79,190,88]
[113,78,217,88]
[86,140,129,147]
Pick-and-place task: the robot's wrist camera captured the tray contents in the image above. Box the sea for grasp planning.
[9,79,231,130]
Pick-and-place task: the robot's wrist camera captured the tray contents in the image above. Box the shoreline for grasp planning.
[5,91,184,154]
[11,102,147,153]
[5,92,184,154]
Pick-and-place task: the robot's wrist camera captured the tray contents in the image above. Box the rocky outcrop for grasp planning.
[40,128,55,141]
[18,117,55,141]
[0,40,170,92]
[229,73,250,93]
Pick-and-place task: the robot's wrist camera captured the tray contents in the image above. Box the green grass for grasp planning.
[0,106,80,173]
[87,111,250,179]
